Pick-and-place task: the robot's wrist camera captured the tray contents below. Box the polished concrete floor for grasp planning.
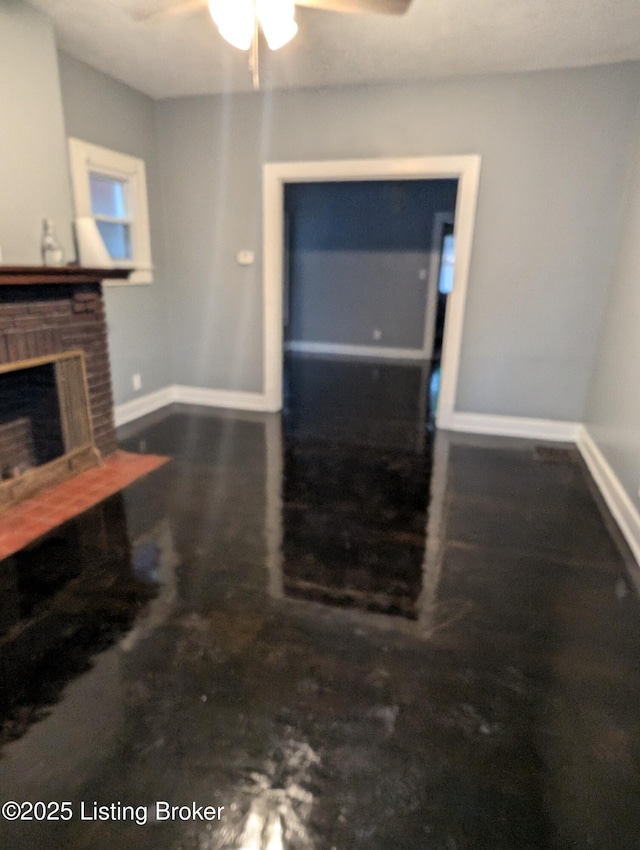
[0,355,639,849]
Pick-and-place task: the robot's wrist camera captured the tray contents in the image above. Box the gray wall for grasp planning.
[0,2,73,265]
[2,5,638,428]
[57,52,171,405]
[155,62,640,419]
[585,105,640,514]
[284,180,457,350]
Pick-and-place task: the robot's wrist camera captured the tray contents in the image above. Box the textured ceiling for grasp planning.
[27,0,640,99]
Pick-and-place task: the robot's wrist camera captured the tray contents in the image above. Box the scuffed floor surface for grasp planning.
[0,376,639,848]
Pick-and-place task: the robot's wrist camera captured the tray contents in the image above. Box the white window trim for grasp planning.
[68,137,153,285]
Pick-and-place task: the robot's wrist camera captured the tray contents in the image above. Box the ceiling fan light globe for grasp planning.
[217,22,254,50]
[257,0,299,50]
[208,0,254,50]
[262,17,298,50]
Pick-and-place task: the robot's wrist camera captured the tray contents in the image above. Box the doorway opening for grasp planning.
[281,178,458,436]
[426,212,456,418]
[262,156,482,430]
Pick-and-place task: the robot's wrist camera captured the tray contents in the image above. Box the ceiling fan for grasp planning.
[133,0,413,88]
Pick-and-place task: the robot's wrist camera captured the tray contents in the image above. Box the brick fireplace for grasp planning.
[0,266,128,508]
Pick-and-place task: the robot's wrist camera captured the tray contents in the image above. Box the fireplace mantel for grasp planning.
[0,266,131,286]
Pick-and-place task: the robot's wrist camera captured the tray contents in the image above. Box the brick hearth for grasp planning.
[0,451,168,560]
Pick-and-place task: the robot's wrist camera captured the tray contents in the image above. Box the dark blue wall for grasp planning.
[285,179,458,350]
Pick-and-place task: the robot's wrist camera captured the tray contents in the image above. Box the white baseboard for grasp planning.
[173,385,269,412]
[114,384,270,425]
[115,392,580,442]
[285,341,428,361]
[114,386,175,427]
[113,388,638,570]
[443,412,581,442]
[577,426,640,568]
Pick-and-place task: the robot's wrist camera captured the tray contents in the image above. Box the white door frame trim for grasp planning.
[262,155,482,425]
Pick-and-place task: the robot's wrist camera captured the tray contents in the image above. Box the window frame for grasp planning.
[68,138,153,285]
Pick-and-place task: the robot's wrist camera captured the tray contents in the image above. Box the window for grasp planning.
[89,173,132,260]
[68,138,153,285]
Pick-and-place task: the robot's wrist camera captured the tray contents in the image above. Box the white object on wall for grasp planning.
[75,217,112,267]
[237,250,255,266]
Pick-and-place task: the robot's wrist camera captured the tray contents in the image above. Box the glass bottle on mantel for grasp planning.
[41,218,64,266]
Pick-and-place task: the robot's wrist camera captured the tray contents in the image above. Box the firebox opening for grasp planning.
[0,364,65,480]
[0,351,99,511]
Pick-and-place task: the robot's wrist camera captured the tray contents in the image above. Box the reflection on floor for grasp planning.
[282,355,434,619]
[0,496,159,745]
[0,354,639,850]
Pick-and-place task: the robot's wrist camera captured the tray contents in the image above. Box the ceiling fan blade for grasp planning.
[295,0,412,15]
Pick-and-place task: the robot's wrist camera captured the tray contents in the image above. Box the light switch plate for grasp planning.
[237,250,254,266]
